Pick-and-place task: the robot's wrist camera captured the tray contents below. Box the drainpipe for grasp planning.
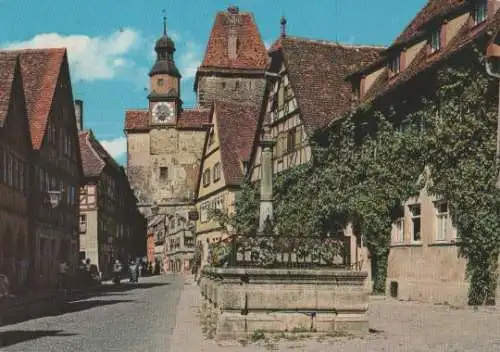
[485,42,500,189]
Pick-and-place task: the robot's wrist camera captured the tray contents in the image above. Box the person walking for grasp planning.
[58,259,69,293]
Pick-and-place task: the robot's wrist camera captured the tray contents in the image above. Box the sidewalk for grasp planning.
[169,279,267,352]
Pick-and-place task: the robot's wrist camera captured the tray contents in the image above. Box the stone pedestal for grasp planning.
[200,266,369,340]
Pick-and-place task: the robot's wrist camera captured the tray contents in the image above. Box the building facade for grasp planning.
[6,49,83,288]
[247,35,382,182]
[345,0,498,305]
[79,130,144,279]
[164,211,196,274]
[194,101,260,270]
[0,55,32,291]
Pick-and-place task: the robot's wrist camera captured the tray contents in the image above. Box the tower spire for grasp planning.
[280,15,287,38]
[162,9,167,36]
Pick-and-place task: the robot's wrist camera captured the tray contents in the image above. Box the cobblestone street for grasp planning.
[0,275,183,352]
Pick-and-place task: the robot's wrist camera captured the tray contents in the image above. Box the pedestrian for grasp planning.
[112,259,122,285]
[58,259,69,292]
[128,259,139,283]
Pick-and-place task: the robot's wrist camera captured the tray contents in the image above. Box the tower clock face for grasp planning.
[152,102,175,122]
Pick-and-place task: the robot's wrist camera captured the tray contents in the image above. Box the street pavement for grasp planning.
[0,274,184,352]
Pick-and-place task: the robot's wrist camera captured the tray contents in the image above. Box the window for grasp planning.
[208,129,214,147]
[394,217,405,243]
[409,204,421,242]
[79,214,87,233]
[200,202,208,223]
[286,128,297,153]
[278,82,284,109]
[473,0,488,24]
[389,55,400,75]
[430,28,441,52]
[213,162,221,182]
[435,201,451,241]
[160,167,168,180]
[157,78,164,86]
[202,169,211,187]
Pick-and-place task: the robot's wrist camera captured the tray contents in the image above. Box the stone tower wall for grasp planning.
[197,74,266,108]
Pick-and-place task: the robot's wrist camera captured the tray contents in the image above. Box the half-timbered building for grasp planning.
[79,130,143,279]
[247,35,383,182]
[0,49,84,288]
[195,101,259,270]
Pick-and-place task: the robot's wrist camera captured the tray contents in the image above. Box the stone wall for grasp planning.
[127,128,205,211]
[197,75,265,108]
[200,266,369,340]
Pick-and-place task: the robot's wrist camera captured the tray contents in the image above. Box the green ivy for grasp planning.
[418,49,500,305]
[209,46,500,304]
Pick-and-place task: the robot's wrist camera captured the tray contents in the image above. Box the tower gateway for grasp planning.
[124,16,210,218]
[124,7,268,272]
[195,5,268,107]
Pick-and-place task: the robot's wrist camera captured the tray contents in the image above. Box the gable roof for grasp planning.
[356,5,500,105]
[0,48,66,150]
[0,55,18,128]
[271,36,384,132]
[197,7,268,72]
[124,108,211,132]
[391,0,467,49]
[215,101,260,186]
[79,130,121,178]
[195,100,259,196]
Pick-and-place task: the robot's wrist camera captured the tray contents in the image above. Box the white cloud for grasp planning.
[264,40,271,49]
[178,41,202,80]
[3,28,142,82]
[100,136,127,159]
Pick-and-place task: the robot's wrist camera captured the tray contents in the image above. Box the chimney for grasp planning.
[74,99,83,131]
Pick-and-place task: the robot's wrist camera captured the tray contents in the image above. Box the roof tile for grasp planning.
[199,8,268,71]
[0,55,17,127]
[0,48,66,149]
[361,8,500,103]
[278,37,383,132]
[214,100,259,185]
[124,110,150,131]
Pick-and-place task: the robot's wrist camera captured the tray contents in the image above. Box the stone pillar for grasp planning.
[258,124,276,232]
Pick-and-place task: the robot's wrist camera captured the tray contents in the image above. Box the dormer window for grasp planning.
[430,28,441,53]
[473,0,487,24]
[389,55,401,75]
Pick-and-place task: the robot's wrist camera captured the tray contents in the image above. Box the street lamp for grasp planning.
[485,42,500,189]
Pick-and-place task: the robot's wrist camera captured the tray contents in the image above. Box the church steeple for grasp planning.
[148,11,183,123]
[149,13,181,78]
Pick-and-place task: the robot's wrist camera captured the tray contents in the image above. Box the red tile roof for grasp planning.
[275,37,384,132]
[0,48,66,150]
[124,110,150,131]
[176,108,211,128]
[79,130,121,178]
[359,6,500,104]
[198,8,268,72]
[391,0,467,48]
[214,100,260,185]
[124,108,211,131]
[0,55,17,127]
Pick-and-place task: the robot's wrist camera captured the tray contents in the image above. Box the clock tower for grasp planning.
[149,15,182,125]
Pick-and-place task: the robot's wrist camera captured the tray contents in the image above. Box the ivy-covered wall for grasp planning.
[209,45,500,305]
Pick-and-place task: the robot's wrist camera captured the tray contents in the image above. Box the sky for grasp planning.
[0,0,427,165]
